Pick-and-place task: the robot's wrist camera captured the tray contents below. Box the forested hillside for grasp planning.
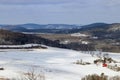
[0,29,66,48]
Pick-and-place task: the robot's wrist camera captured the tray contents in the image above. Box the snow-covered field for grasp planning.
[0,47,120,80]
[71,33,89,37]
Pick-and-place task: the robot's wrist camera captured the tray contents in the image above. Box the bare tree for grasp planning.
[12,67,45,80]
[25,67,45,80]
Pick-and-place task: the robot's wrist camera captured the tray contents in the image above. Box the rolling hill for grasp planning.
[0,29,67,48]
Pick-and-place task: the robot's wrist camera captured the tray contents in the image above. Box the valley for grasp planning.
[0,23,120,80]
[1,23,120,52]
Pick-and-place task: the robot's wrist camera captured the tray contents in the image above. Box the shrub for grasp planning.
[0,67,4,70]
[81,73,108,80]
[0,78,9,80]
[109,76,120,80]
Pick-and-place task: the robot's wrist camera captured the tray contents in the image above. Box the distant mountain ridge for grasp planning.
[0,23,120,34]
[0,23,107,33]
[81,23,108,28]
[0,23,82,33]
[0,23,81,29]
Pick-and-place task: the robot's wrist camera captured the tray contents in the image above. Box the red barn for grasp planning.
[103,63,107,67]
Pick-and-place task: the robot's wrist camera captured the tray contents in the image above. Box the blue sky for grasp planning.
[0,0,120,24]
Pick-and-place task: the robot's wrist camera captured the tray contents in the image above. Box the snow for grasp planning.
[0,44,41,48]
[0,47,120,80]
[81,41,89,44]
[71,33,89,37]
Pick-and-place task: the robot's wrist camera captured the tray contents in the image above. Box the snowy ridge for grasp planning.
[0,44,41,48]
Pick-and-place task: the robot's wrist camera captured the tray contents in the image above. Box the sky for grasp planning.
[0,0,120,24]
